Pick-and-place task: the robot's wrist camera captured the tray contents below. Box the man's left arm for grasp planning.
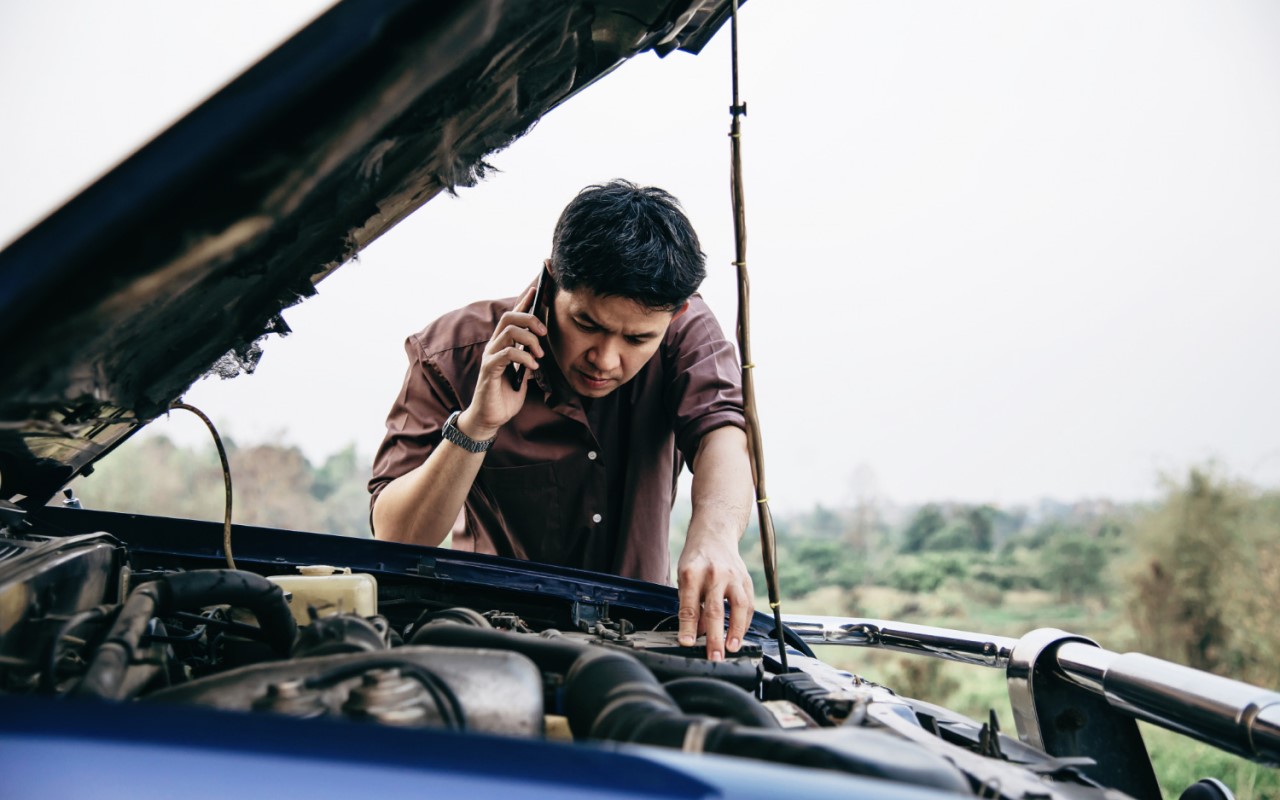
[677,424,755,661]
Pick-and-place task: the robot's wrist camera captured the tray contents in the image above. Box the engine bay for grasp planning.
[0,510,1144,799]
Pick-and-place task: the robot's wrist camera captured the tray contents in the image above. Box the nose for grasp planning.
[587,339,620,374]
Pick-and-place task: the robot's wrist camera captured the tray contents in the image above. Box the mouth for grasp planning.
[576,370,613,390]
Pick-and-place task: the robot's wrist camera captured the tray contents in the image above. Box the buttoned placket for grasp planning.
[588,450,603,525]
[537,371,609,536]
[584,431,606,529]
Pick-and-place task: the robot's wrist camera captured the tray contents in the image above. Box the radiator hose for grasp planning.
[75,569,296,701]
[663,677,780,728]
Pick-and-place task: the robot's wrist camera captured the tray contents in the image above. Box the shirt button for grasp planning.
[587,451,598,461]
[592,513,603,524]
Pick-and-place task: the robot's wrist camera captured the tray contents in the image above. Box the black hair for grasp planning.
[549,180,706,312]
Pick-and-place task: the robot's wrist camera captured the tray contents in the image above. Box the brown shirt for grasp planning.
[369,293,744,585]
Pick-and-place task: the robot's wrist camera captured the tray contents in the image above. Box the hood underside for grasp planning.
[0,0,737,505]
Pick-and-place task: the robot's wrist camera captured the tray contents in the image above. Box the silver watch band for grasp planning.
[441,409,495,453]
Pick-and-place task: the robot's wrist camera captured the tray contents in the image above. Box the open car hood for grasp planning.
[0,0,737,506]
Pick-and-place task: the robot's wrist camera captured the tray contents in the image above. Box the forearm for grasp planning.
[678,425,754,659]
[372,410,496,546]
[687,425,753,545]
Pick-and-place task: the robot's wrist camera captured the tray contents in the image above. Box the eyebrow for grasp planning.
[575,312,658,340]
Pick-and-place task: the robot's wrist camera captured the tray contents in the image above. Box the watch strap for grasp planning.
[442,409,496,453]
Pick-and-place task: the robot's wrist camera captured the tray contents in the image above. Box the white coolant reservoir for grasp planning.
[268,565,378,623]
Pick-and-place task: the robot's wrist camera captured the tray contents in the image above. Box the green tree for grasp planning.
[312,444,360,500]
[805,504,842,538]
[921,520,975,552]
[784,538,865,595]
[1129,468,1240,672]
[966,505,996,551]
[901,504,946,553]
[1040,532,1107,602]
[887,553,969,593]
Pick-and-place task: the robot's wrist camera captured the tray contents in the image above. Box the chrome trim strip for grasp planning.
[780,615,1280,764]
[1055,646,1280,764]
[778,615,1018,668]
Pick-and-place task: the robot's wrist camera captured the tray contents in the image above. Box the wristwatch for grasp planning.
[441,410,496,453]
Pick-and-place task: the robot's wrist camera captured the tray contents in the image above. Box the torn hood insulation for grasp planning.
[0,0,738,505]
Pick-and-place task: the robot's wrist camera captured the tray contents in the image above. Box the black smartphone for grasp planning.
[506,269,547,390]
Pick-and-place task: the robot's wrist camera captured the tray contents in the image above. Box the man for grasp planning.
[369,180,754,661]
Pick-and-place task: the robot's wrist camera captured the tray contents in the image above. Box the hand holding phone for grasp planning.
[506,269,547,390]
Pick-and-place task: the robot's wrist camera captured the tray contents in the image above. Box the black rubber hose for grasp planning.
[408,627,749,744]
[75,570,296,701]
[409,625,760,693]
[627,648,760,691]
[407,607,492,640]
[410,623,585,675]
[562,647,688,741]
[408,623,684,739]
[162,571,296,657]
[414,622,970,792]
[663,677,779,729]
[410,626,740,741]
[73,582,166,700]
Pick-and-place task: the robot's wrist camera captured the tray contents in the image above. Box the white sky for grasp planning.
[3,1,1279,511]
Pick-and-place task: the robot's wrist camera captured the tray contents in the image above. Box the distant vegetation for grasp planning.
[685,465,1280,799]
[63,434,373,537]
[63,438,1280,798]
[718,465,1280,692]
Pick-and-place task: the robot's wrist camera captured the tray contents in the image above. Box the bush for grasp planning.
[922,521,978,552]
[771,538,866,598]
[1127,467,1280,685]
[970,557,1043,592]
[887,553,970,593]
[1040,533,1107,602]
[901,504,946,553]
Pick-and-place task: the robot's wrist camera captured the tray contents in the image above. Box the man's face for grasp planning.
[547,284,683,399]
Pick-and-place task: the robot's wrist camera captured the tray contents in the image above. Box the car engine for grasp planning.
[0,517,1219,799]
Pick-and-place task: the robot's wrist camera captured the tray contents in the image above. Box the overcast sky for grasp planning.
[4,1,1279,511]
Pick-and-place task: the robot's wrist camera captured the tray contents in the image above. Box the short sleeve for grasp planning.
[663,296,746,471]
[368,334,458,521]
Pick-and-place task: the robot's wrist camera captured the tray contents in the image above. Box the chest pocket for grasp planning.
[474,462,571,565]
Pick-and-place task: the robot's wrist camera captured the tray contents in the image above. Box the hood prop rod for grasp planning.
[726,0,787,671]
[170,401,235,569]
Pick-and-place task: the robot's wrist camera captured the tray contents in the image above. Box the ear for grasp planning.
[541,259,558,300]
[671,301,690,321]
[542,259,559,292]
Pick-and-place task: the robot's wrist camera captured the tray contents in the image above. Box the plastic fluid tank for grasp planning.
[268,565,377,623]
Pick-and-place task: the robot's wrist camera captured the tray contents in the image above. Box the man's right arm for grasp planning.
[372,408,497,546]
[373,286,545,545]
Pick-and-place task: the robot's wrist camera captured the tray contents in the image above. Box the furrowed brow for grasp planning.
[575,311,613,334]
[576,311,657,340]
